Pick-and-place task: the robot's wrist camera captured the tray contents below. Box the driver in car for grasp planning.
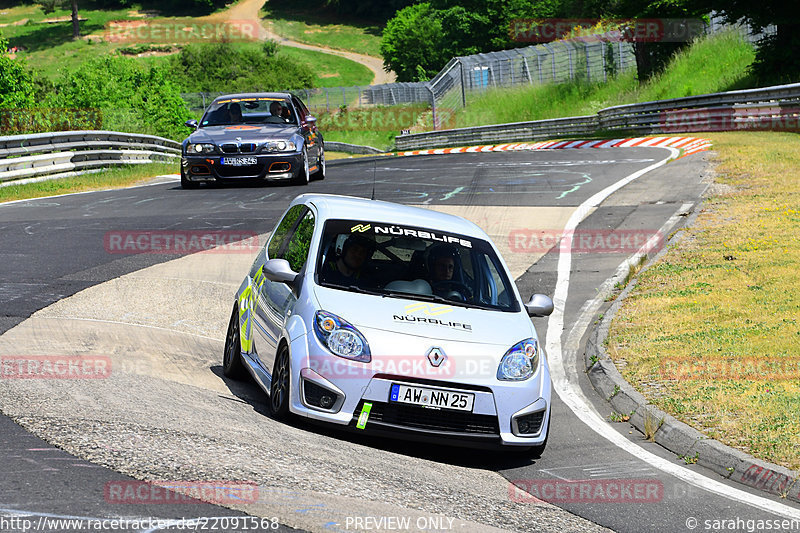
[428,244,470,301]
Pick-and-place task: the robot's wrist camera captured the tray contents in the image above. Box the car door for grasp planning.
[252,204,315,372]
[292,96,319,161]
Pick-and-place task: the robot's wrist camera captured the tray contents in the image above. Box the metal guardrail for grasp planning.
[0,131,180,185]
[323,141,384,155]
[396,82,800,150]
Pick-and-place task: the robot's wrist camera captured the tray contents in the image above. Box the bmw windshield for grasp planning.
[316,219,520,312]
[200,97,297,127]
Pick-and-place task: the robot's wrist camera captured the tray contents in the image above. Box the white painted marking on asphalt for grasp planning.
[33,316,225,343]
[545,150,800,519]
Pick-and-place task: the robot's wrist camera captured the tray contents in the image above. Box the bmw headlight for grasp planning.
[262,140,297,152]
[497,338,540,381]
[186,143,216,154]
[313,311,371,362]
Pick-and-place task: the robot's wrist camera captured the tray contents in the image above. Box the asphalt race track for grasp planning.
[1,148,798,532]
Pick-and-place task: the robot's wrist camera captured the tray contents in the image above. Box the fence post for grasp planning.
[568,45,574,80]
[601,42,607,83]
[585,42,591,82]
[341,86,346,108]
[537,50,543,83]
[325,88,330,113]
[427,84,437,131]
[459,58,467,107]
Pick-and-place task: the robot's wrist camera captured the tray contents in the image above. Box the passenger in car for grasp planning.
[321,234,375,287]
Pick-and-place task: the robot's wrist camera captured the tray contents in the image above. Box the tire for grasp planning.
[180,168,199,189]
[292,147,310,186]
[269,344,291,420]
[222,305,246,379]
[312,145,326,181]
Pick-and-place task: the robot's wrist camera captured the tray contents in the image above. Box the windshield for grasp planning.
[200,97,297,127]
[316,219,520,312]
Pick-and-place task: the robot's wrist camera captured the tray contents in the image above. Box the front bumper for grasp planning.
[181,152,302,183]
[287,337,552,448]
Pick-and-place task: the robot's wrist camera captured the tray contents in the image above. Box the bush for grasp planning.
[48,55,193,139]
[170,42,315,93]
[0,38,36,110]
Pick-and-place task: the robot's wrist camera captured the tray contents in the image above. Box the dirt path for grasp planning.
[205,0,395,85]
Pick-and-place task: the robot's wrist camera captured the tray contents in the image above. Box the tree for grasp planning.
[707,0,800,83]
[381,3,450,81]
[39,0,81,39]
[382,0,570,81]
[581,0,711,80]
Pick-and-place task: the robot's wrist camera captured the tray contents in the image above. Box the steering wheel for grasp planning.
[432,280,473,302]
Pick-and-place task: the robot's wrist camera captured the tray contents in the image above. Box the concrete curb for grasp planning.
[584,206,800,504]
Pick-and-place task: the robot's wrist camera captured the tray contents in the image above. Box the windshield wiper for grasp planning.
[321,282,382,296]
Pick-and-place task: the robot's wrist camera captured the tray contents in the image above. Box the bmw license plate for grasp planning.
[390,383,474,412]
[221,157,257,166]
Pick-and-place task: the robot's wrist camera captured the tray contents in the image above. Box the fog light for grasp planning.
[320,395,334,408]
[518,419,531,433]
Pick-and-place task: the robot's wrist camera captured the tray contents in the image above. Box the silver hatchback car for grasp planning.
[223,194,554,453]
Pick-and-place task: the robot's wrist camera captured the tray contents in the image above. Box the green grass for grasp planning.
[0,5,140,80]
[261,5,382,57]
[452,30,756,129]
[316,104,434,151]
[0,162,178,203]
[607,131,800,470]
[276,45,373,87]
[1,4,373,88]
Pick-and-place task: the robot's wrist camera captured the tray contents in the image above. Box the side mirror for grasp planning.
[185,119,198,130]
[262,258,298,285]
[525,294,554,317]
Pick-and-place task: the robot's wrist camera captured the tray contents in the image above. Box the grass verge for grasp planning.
[452,30,756,128]
[260,5,382,57]
[607,131,800,470]
[317,104,433,151]
[0,162,178,203]
[278,45,373,87]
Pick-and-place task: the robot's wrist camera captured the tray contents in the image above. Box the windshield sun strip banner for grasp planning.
[342,221,473,249]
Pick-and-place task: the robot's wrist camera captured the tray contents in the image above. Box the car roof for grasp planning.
[295,194,490,240]
[211,92,294,103]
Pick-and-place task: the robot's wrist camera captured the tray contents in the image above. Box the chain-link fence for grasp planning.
[182,39,636,129]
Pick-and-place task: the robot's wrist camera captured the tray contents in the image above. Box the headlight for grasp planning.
[261,140,297,153]
[186,143,216,154]
[313,311,371,362]
[497,338,540,381]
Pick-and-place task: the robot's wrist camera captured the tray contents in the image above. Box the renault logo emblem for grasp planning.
[427,347,446,367]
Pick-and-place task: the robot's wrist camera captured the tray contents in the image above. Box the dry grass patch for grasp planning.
[608,131,800,470]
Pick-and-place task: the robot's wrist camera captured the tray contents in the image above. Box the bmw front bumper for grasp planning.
[181,152,303,183]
